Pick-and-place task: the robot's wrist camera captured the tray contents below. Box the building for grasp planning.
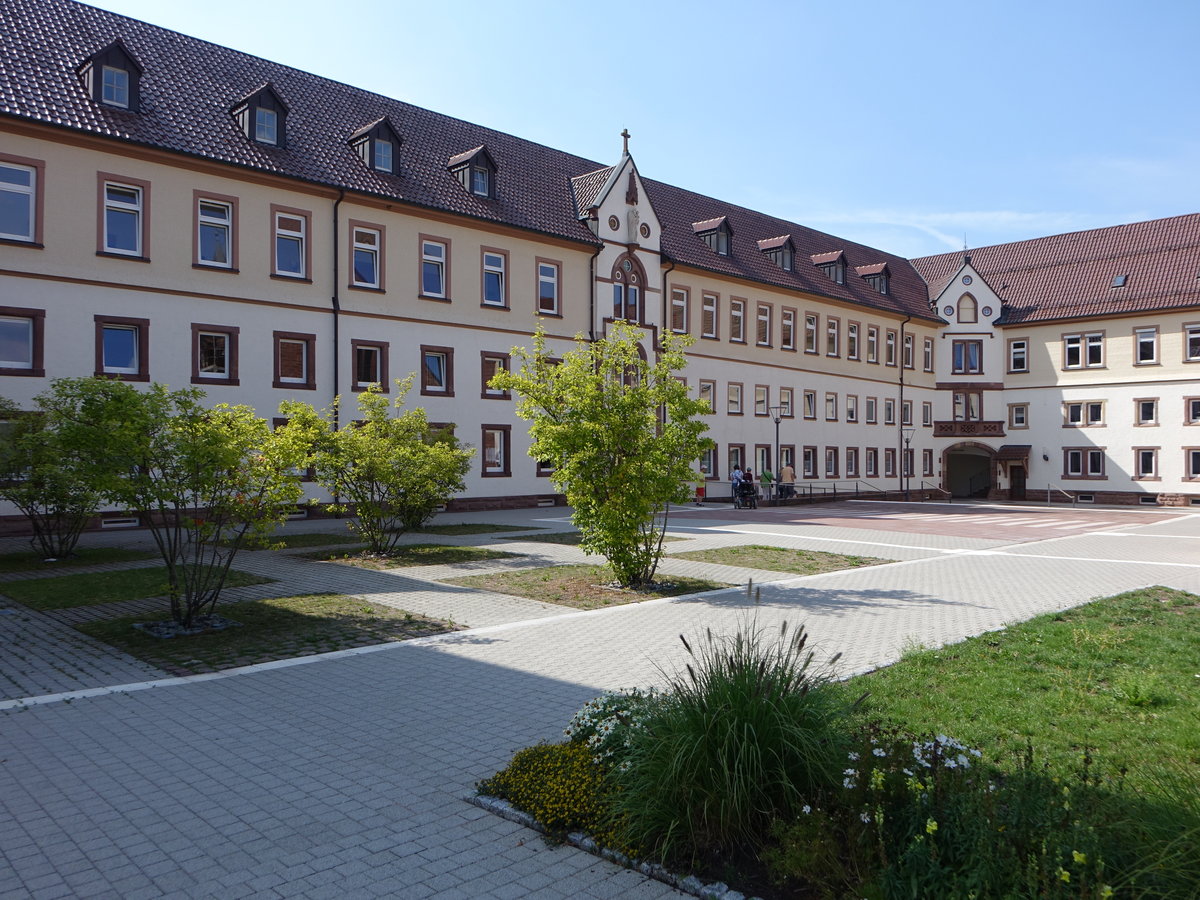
[0,0,1197,528]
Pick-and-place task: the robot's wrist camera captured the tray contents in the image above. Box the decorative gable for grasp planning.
[349,117,402,174]
[693,216,732,256]
[757,234,794,271]
[448,145,498,199]
[232,83,289,147]
[78,38,143,111]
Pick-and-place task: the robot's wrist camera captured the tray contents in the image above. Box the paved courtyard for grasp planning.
[1,500,1196,898]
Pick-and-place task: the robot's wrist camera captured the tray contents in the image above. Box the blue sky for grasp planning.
[88,0,1200,258]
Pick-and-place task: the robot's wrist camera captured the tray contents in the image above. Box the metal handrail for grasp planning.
[921,481,952,502]
[1046,483,1077,506]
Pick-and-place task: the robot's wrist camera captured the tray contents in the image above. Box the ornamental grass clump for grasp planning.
[613,618,854,863]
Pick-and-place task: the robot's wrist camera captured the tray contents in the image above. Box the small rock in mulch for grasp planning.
[132,614,243,639]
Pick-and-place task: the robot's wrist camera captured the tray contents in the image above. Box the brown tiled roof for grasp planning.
[855,262,888,276]
[692,216,729,234]
[2,0,939,322]
[756,234,792,251]
[911,214,1200,324]
[810,250,845,265]
[446,145,488,169]
[570,166,613,217]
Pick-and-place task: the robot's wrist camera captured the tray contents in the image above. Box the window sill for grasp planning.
[727,411,744,417]
[0,367,44,377]
[192,377,240,386]
[536,310,563,318]
[96,251,150,263]
[480,302,509,310]
[481,471,511,478]
[351,384,389,393]
[348,284,385,293]
[1133,476,1162,482]
[193,263,239,274]
[0,238,42,249]
[272,380,316,390]
[481,392,510,401]
[420,294,451,303]
[270,274,312,283]
[96,370,149,382]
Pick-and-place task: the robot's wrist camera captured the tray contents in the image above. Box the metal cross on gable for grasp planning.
[621,128,630,154]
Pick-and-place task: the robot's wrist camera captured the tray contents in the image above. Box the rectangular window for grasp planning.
[1134,447,1158,479]
[353,340,388,391]
[730,299,746,343]
[1135,398,1158,425]
[0,307,44,376]
[825,393,838,421]
[728,444,745,476]
[1064,448,1105,478]
[754,385,769,416]
[1009,404,1028,429]
[95,315,149,382]
[803,390,816,420]
[481,425,511,477]
[903,333,914,369]
[1187,325,1200,362]
[779,387,794,417]
[671,288,688,333]
[727,383,743,415]
[846,448,860,477]
[699,379,716,413]
[273,331,315,390]
[101,65,130,107]
[1064,332,1104,368]
[102,180,144,256]
[922,401,933,427]
[1,159,39,243]
[865,397,877,424]
[825,447,839,478]
[848,323,860,360]
[1008,338,1028,373]
[701,294,718,338]
[846,395,858,423]
[756,304,771,346]
[802,446,817,478]
[481,352,509,398]
[421,238,448,298]
[1188,448,1200,480]
[537,260,560,315]
[884,448,896,478]
[884,398,896,425]
[351,225,382,289]
[885,330,897,366]
[755,445,771,475]
[953,392,981,421]
[826,318,840,357]
[272,209,307,278]
[804,314,818,354]
[699,447,716,481]
[923,336,933,372]
[781,308,796,350]
[922,448,934,477]
[373,138,394,173]
[192,324,239,386]
[255,107,278,144]
[195,196,235,269]
[867,326,879,363]
[1188,397,1200,424]
[952,340,982,374]
[481,249,507,307]
[1064,401,1103,426]
[421,345,454,395]
[901,400,912,426]
[1134,327,1158,365]
[865,448,878,478]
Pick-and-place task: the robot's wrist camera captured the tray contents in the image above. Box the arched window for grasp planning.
[958,293,978,324]
[611,253,646,322]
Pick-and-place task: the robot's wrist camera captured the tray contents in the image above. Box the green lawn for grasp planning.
[846,585,1200,785]
[446,563,730,609]
[0,546,156,574]
[243,532,364,549]
[77,593,457,675]
[303,543,521,569]
[498,532,684,546]
[668,544,888,575]
[2,567,273,610]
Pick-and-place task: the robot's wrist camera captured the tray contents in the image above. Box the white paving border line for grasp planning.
[6,506,1190,713]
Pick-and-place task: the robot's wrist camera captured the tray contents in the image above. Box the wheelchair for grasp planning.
[733,480,758,510]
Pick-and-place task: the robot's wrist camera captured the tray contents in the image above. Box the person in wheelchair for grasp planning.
[735,469,758,509]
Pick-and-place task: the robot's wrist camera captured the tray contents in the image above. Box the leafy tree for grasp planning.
[0,392,111,559]
[492,321,712,587]
[281,379,474,554]
[36,378,314,627]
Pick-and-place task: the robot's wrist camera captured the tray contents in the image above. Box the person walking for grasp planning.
[779,460,796,500]
[730,464,743,503]
[760,466,774,503]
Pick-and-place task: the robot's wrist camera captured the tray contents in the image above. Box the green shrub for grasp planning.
[613,618,853,863]
[478,742,607,834]
[563,687,658,773]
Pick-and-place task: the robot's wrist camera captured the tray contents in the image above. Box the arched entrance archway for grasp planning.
[942,442,997,498]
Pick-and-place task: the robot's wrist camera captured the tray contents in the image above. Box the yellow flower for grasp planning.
[1058,868,1070,883]
[926,818,938,835]
[1073,850,1087,864]
[1101,886,1114,898]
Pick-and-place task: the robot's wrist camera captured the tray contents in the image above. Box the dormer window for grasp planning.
[693,217,732,257]
[349,118,403,174]
[757,235,794,272]
[811,251,845,284]
[79,40,143,112]
[232,84,288,148]
[448,146,498,199]
[856,263,890,295]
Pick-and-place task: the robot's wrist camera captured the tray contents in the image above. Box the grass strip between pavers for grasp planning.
[844,585,1200,789]
[76,593,458,676]
[300,543,521,569]
[667,544,889,575]
[445,563,730,610]
[1,567,274,610]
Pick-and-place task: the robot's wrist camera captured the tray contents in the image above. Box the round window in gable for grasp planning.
[608,215,620,231]
[622,259,633,272]
[962,275,973,285]
[943,306,954,316]
[639,223,651,238]
[982,305,993,317]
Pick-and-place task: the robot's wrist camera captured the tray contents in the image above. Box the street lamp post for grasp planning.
[768,404,783,504]
[902,427,915,501]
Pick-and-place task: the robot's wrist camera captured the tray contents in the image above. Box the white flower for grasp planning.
[802,805,812,814]
[844,768,858,776]
[860,812,871,823]
[873,748,887,757]
[903,768,914,777]
[847,751,860,761]
[843,777,857,789]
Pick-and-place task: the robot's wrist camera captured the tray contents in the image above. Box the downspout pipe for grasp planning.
[898,314,912,496]
[331,189,345,428]
[588,243,602,342]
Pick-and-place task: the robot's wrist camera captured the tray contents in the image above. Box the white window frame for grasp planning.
[1134,327,1157,365]
[0,162,36,242]
[196,330,230,380]
[903,334,914,369]
[730,300,745,343]
[701,294,718,339]
[846,395,858,422]
[274,212,306,277]
[355,344,382,388]
[255,107,278,145]
[423,349,449,393]
[804,314,818,353]
[1186,325,1200,362]
[884,398,896,425]
[277,338,308,384]
[826,318,839,357]
[923,336,933,372]
[779,387,793,418]
[101,65,129,108]
[422,240,446,298]
[373,138,394,174]
[1136,398,1157,425]
[756,305,771,346]
[671,289,688,333]
[781,308,796,350]
[848,323,860,360]
[101,324,140,375]
[1009,339,1028,372]
[482,251,506,307]
[727,383,743,415]
[0,316,34,370]
[538,262,559,315]
[1135,448,1158,478]
[103,182,143,256]
[482,427,508,474]
[351,227,381,288]
[197,199,232,268]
